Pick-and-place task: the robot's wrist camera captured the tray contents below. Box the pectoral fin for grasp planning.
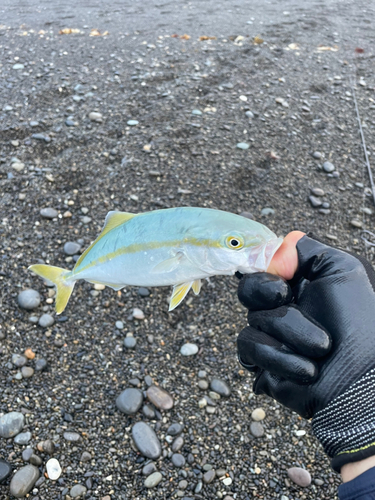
[192,279,202,295]
[151,252,184,274]
[169,282,193,311]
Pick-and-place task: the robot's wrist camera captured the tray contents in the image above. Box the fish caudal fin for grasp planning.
[28,264,75,315]
[169,279,202,311]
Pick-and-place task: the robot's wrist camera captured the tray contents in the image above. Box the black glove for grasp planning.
[237,235,375,471]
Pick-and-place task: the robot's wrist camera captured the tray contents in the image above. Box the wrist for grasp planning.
[341,456,375,482]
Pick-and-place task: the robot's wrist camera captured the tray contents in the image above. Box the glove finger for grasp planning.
[248,305,331,358]
[253,370,312,419]
[237,326,318,384]
[238,272,293,311]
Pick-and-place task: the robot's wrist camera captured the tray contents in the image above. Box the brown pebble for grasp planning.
[146,385,174,410]
[24,348,35,360]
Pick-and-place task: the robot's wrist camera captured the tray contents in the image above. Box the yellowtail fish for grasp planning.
[29,207,282,314]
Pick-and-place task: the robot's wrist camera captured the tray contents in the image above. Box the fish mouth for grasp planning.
[246,237,283,272]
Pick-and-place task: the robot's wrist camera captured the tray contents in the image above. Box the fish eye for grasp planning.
[225,236,244,250]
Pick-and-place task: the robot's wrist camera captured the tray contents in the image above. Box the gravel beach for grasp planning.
[1,0,375,498]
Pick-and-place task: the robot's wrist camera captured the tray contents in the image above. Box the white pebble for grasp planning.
[180,343,199,356]
[46,458,62,480]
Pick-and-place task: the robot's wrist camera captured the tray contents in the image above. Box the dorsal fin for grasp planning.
[74,211,136,269]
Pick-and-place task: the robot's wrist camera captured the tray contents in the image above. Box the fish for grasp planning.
[29,207,282,314]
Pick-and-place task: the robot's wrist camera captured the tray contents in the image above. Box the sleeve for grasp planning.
[338,467,375,500]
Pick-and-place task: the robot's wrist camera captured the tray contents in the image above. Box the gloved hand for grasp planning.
[237,235,375,471]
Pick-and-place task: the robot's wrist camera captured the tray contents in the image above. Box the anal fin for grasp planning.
[169,282,193,311]
[192,279,202,295]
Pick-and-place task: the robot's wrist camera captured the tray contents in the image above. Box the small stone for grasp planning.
[171,453,185,467]
[80,451,92,462]
[361,207,373,215]
[39,439,55,454]
[115,321,124,330]
[64,241,81,255]
[250,421,264,437]
[180,343,199,356]
[35,358,47,371]
[261,207,275,216]
[70,484,87,498]
[22,448,34,462]
[216,469,226,478]
[132,422,161,459]
[143,405,156,419]
[138,287,150,297]
[287,467,311,487]
[198,379,209,390]
[127,120,139,126]
[124,336,137,349]
[251,408,266,421]
[323,161,335,173]
[198,370,207,378]
[245,111,254,119]
[171,436,184,452]
[21,367,34,378]
[312,151,322,159]
[9,465,39,497]
[167,423,183,436]
[13,63,25,70]
[30,121,39,127]
[63,431,81,442]
[116,388,143,415]
[24,348,35,360]
[309,195,322,208]
[12,354,28,367]
[94,283,105,290]
[14,432,32,445]
[351,220,363,228]
[46,458,62,480]
[144,471,162,488]
[319,208,331,215]
[198,398,207,408]
[12,162,25,172]
[145,376,153,386]
[311,187,325,197]
[192,109,202,115]
[314,478,324,486]
[203,469,215,484]
[11,140,20,147]
[210,379,231,397]
[18,290,41,310]
[132,308,145,319]
[146,385,174,410]
[81,216,92,224]
[32,133,50,142]
[0,412,25,438]
[89,112,103,122]
[0,459,12,483]
[178,479,188,489]
[281,496,289,500]
[240,211,254,220]
[222,477,232,486]
[236,142,249,150]
[29,454,42,466]
[40,207,58,219]
[38,314,54,327]
[142,462,157,476]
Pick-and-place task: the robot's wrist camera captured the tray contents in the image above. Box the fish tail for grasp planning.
[28,264,75,315]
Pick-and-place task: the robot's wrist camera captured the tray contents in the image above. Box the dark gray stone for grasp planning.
[9,465,39,498]
[12,354,27,367]
[210,379,231,397]
[132,422,161,459]
[250,421,264,437]
[124,336,137,349]
[70,484,87,498]
[40,207,58,219]
[22,448,34,462]
[138,287,150,296]
[144,471,162,488]
[142,405,156,419]
[309,195,322,208]
[17,290,41,310]
[142,462,157,476]
[38,314,54,328]
[167,423,183,436]
[0,459,12,484]
[171,436,184,452]
[171,453,185,467]
[14,432,32,445]
[35,358,47,371]
[64,241,81,255]
[116,388,143,415]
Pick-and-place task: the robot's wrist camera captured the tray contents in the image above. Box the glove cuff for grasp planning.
[312,368,375,472]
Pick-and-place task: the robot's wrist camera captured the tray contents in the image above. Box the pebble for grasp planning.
[203,469,215,484]
[115,320,124,330]
[171,436,184,452]
[261,207,275,216]
[89,112,103,122]
[13,63,25,70]
[63,431,81,442]
[32,133,50,142]
[245,110,254,119]
[12,162,25,172]
[12,353,27,367]
[178,479,188,489]
[24,348,35,360]
[132,308,145,319]
[21,366,34,378]
[142,462,157,476]
[192,109,202,115]
[70,484,87,498]
[132,422,161,459]
[40,207,58,219]
[240,211,254,220]
[138,287,150,296]
[0,459,12,484]
[0,412,25,438]
[35,358,47,371]
[350,219,363,228]
[281,496,289,500]
[147,385,174,410]
[323,161,335,173]
[222,477,233,486]
[22,448,34,462]
[63,241,81,255]
[18,290,41,310]
[29,454,42,466]
[250,421,264,437]
[361,207,373,215]
[127,120,139,126]
[180,343,199,356]
[314,478,324,486]
[144,471,162,488]
[312,151,322,159]
[38,314,54,327]
[46,458,62,480]
[287,467,311,487]
[311,187,325,197]
[80,451,92,462]
[143,405,156,419]
[116,388,143,415]
[38,439,55,454]
[81,216,92,224]
[309,195,323,208]
[167,423,183,436]
[171,453,186,467]
[251,408,266,421]
[9,465,40,498]
[124,336,137,349]
[30,121,39,127]
[210,379,231,397]
[198,380,209,390]
[236,142,249,150]
[14,431,32,445]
